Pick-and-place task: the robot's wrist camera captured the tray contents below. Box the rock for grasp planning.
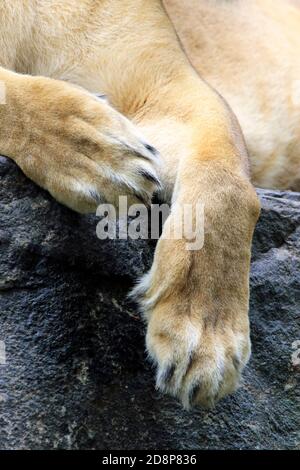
[0,157,299,450]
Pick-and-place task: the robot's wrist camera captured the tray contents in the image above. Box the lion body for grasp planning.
[165,0,300,190]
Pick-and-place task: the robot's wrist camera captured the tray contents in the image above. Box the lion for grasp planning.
[0,0,298,409]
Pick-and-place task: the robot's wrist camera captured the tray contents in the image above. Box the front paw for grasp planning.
[130,236,252,409]
[14,76,161,213]
[146,303,251,409]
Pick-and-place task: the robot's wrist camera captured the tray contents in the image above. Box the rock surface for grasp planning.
[0,157,299,450]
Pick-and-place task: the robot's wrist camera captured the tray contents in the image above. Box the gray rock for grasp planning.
[0,157,299,450]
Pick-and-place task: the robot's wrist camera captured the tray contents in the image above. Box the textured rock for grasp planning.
[0,156,299,450]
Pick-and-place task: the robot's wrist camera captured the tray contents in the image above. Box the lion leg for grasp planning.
[131,76,260,408]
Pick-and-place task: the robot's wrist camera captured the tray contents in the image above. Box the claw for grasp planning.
[137,168,162,189]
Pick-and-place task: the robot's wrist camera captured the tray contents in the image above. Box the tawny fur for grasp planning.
[164,0,300,191]
[0,0,296,409]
